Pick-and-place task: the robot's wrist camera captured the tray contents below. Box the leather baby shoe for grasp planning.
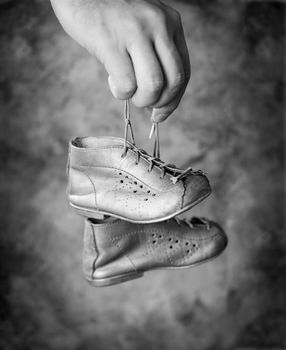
[67,100,211,223]
[68,135,211,223]
[82,216,227,287]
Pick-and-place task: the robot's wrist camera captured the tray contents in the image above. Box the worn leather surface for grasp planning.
[83,218,227,281]
[68,137,211,221]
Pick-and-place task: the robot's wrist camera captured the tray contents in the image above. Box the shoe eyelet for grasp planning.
[120,180,124,183]
[168,238,172,242]
[119,172,122,175]
[152,233,156,237]
[140,185,143,188]
[170,245,173,249]
[134,181,137,185]
[144,198,148,201]
[133,190,137,193]
[159,235,162,238]
[187,250,190,253]
[152,240,156,244]
[152,194,156,197]
[185,242,189,246]
[147,190,151,193]
[193,243,196,247]
[175,240,179,243]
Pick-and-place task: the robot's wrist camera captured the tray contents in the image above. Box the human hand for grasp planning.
[50,0,190,122]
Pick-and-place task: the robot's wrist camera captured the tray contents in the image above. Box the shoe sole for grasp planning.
[70,190,211,224]
[86,245,226,287]
[86,271,144,287]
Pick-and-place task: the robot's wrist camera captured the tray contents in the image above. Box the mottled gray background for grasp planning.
[0,0,285,349]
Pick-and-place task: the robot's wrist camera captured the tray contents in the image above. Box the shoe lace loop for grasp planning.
[122,99,135,158]
[174,216,210,230]
[149,122,160,159]
[121,100,205,183]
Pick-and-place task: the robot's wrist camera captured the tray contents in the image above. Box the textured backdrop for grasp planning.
[0,0,285,349]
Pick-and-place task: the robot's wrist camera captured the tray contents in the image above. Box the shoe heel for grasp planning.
[86,272,144,287]
[70,203,107,220]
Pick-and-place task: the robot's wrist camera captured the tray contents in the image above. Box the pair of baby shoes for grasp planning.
[67,101,227,287]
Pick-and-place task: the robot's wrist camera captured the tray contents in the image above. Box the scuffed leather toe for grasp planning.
[182,173,212,209]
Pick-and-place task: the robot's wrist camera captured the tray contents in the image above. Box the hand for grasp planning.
[50,0,190,122]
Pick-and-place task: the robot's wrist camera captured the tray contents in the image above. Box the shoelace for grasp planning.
[121,100,205,184]
[149,121,160,158]
[174,216,210,230]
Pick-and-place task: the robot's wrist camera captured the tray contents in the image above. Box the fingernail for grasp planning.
[151,109,168,123]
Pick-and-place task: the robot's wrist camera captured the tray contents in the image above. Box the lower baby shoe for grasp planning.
[82,216,227,287]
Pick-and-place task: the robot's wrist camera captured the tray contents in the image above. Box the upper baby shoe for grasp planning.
[67,136,211,223]
[83,216,227,287]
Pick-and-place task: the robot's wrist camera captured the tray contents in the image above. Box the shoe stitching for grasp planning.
[98,228,220,270]
[166,247,174,265]
[143,230,162,267]
[181,180,187,209]
[73,144,205,184]
[148,234,177,266]
[108,230,139,273]
[175,233,222,263]
[72,148,202,197]
[141,235,151,260]
[90,222,100,279]
[66,146,71,176]
[177,246,199,263]
[72,165,171,193]
[178,245,197,262]
[145,228,219,241]
[167,242,181,265]
[109,230,155,241]
[72,145,124,152]
[125,255,138,273]
[70,166,98,209]
[185,232,221,241]
[166,237,182,265]
[146,238,156,267]
[147,233,164,262]
[84,170,98,209]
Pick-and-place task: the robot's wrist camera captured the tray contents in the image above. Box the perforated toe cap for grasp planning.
[201,222,228,260]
